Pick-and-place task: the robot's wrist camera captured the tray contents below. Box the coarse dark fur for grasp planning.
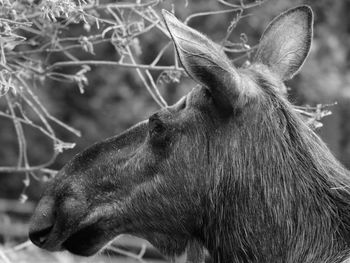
[29,6,350,263]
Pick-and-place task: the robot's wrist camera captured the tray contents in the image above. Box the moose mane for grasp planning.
[202,67,350,263]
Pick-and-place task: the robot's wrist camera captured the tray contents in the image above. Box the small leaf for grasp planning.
[83,22,91,32]
[79,36,95,54]
[23,177,30,187]
[54,141,76,153]
[19,194,28,203]
[132,38,142,56]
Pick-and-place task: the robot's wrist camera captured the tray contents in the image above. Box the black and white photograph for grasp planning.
[1,0,350,262]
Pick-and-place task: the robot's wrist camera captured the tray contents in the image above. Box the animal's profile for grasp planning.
[29,5,350,263]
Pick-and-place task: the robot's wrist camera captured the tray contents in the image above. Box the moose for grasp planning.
[29,5,350,263]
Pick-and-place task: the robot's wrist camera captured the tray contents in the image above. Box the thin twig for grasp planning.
[126,46,166,108]
[0,249,12,263]
[218,0,265,9]
[0,112,59,142]
[19,77,81,137]
[184,8,242,24]
[0,18,31,26]
[85,0,159,11]
[107,246,147,263]
[0,160,59,173]
[134,8,170,38]
[151,42,171,66]
[46,60,184,73]
[4,240,32,253]
[5,94,24,168]
[145,70,167,107]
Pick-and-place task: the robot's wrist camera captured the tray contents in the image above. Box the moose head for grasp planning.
[29,6,350,263]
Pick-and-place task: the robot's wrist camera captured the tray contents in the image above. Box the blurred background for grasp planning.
[0,0,349,262]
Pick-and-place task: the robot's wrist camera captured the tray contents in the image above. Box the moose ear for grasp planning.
[254,5,313,80]
[162,10,242,112]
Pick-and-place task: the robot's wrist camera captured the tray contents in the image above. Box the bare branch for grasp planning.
[126,46,167,108]
[184,8,242,24]
[5,94,25,168]
[46,60,184,73]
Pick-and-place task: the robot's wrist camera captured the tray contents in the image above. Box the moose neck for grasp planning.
[199,99,350,263]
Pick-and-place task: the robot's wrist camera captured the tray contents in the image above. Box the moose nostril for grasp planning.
[29,196,56,248]
[29,225,53,247]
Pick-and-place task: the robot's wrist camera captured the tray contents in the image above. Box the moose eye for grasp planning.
[149,115,166,138]
[203,87,212,99]
[202,88,214,104]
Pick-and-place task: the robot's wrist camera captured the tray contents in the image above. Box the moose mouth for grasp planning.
[61,223,111,256]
